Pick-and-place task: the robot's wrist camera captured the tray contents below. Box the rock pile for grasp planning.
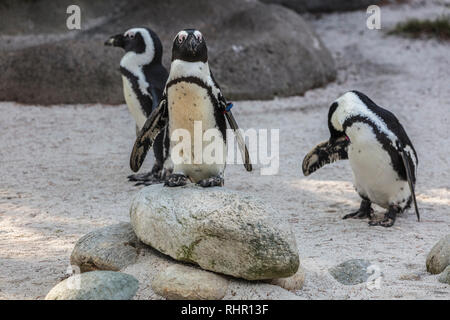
[46,185,303,299]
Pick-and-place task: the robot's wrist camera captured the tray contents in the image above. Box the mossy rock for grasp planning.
[130,184,299,280]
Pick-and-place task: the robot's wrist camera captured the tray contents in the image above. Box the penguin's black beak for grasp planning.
[329,134,350,146]
[187,35,200,54]
[105,34,125,48]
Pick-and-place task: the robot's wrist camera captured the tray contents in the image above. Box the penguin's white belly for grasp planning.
[347,123,410,208]
[167,82,225,182]
[122,76,147,131]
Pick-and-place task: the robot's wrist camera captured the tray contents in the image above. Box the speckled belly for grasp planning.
[167,81,225,182]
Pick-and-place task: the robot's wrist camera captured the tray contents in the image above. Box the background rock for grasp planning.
[130,185,299,280]
[261,0,380,13]
[329,259,372,285]
[70,222,142,272]
[0,40,123,106]
[438,266,450,285]
[0,0,335,104]
[45,271,139,300]
[426,234,450,275]
[152,264,229,300]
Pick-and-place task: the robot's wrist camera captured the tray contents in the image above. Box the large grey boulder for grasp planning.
[0,0,335,104]
[152,264,229,300]
[130,185,299,280]
[45,271,139,300]
[0,40,123,105]
[261,0,379,13]
[426,234,450,275]
[70,223,142,272]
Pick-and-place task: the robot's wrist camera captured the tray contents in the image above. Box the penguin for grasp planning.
[302,91,419,227]
[105,27,169,184]
[129,29,252,187]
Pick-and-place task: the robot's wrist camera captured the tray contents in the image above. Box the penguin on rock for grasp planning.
[105,27,169,184]
[129,29,252,187]
[302,91,420,227]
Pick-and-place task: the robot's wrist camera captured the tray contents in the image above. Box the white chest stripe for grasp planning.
[122,76,147,130]
[168,60,220,98]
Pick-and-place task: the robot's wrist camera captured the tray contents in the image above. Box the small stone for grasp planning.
[426,234,450,274]
[45,271,139,300]
[329,259,372,285]
[266,265,306,291]
[70,223,141,272]
[399,273,421,281]
[152,264,228,300]
[438,266,450,285]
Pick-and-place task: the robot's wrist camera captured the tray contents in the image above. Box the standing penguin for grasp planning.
[302,91,419,227]
[130,29,252,187]
[105,27,169,183]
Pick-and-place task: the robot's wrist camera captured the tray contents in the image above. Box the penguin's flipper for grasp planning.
[149,86,160,112]
[224,110,252,172]
[400,150,420,222]
[130,97,168,172]
[302,137,349,176]
[216,89,252,172]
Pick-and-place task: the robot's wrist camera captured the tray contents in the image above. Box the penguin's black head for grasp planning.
[172,29,207,63]
[105,27,163,63]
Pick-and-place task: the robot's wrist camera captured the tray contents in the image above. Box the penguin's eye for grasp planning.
[125,31,135,39]
[194,31,202,42]
[178,34,186,43]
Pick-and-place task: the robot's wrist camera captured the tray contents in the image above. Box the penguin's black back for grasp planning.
[143,63,169,106]
[350,90,418,183]
[141,27,168,115]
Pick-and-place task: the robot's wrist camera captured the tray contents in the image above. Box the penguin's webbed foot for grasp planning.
[368,206,398,227]
[343,199,374,220]
[128,172,154,182]
[129,172,164,186]
[343,209,374,219]
[164,173,188,187]
[129,164,165,186]
[134,178,163,186]
[197,176,224,188]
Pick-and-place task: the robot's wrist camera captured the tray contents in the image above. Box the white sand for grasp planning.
[0,1,449,299]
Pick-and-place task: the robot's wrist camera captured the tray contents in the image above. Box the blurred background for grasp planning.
[0,0,392,105]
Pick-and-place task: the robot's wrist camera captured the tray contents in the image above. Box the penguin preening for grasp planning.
[130,29,252,187]
[105,27,169,184]
[302,91,419,227]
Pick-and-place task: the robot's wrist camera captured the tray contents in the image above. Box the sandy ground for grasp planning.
[0,1,449,299]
